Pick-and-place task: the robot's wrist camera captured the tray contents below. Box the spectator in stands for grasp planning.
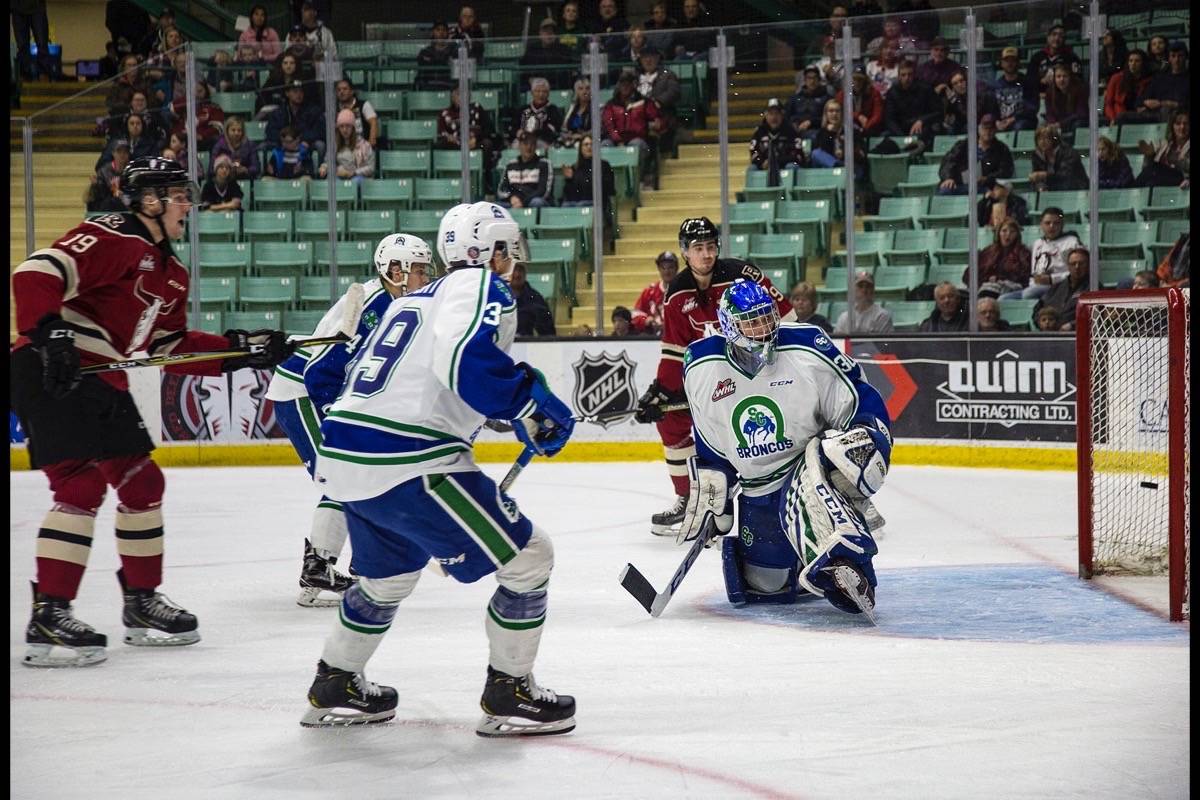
[1043,64,1088,134]
[104,112,157,167]
[610,306,635,336]
[266,79,326,160]
[168,80,225,153]
[973,217,1031,297]
[866,17,917,61]
[627,26,650,64]
[938,70,998,137]
[1154,233,1190,287]
[811,99,850,168]
[825,5,848,42]
[975,297,1012,332]
[1135,110,1189,188]
[867,44,900,98]
[560,78,592,147]
[497,130,554,209]
[265,125,314,178]
[749,98,805,181]
[1035,305,1061,332]
[451,5,485,61]
[1029,125,1088,191]
[836,65,884,137]
[977,178,1030,228]
[239,5,282,63]
[847,0,884,42]
[128,90,166,146]
[510,262,557,336]
[1034,247,1090,330]
[1096,136,1134,190]
[233,44,264,92]
[257,52,304,117]
[1131,269,1160,289]
[151,51,195,109]
[559,1,588,56]
[105,0,151,59]
[919,282,968,332]
[637,46,680,187]
[1136,41,1189,122]
[595,0,630,61]
[438,84,495,183]
[298,1,336,60]
[916,38,960,96]
[210,115,260,180]
[1145,35,1169,75]
[200,154,244,212]
[12,0,54,81]
[284,25,317,66]
[938,114,1014,195]
[520,18,575,90]
[809,36,845,88]
[143,27,185,87]
[1026,24,1081,91]
[601,72,656,168]
[511,77,564,150]
[1105,49,1153,125]
[1001,206,1081,300]
[137,6,175,59]
[788,281,832,333]
[834,271,894,334]
[675,0,716,61]
[632,251,677,335]
[884,59,940,150]
[642,1,676,57]
[106,54,145,119]
[1099,29,1128,84]
[560,135,615,212]
[416,21,455,90]
[992,46,1039,133]
[335,78,379,151]
[318,109,374,184]
[163,130,201,177]
[786,66,831,141]
[207,50,237,93]
[88,140,131,212]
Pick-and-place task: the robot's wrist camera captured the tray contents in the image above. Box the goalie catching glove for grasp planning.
[221,329,297,372]
[634,379,686,424]
[512,365,576,457]
[677,457,735,546]
[818,419,892,499]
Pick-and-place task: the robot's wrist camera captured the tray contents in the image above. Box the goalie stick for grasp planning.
[81,282,367,374]
[619,514,719,617]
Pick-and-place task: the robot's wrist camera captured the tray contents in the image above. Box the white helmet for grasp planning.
[437,201,526,277]
[374,233,433,294]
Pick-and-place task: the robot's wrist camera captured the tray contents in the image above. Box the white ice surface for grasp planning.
[10,463,1189,800]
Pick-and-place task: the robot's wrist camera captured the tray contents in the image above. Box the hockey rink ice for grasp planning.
[10,460,1189,799]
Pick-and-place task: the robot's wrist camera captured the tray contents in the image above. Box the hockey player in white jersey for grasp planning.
[678,279,893,619]
[265,234,433,606]
[301,201,578,736]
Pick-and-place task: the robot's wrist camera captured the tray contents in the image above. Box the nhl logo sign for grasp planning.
[571,351,638,428]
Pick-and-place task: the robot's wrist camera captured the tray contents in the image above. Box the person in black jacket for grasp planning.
[265,79,326,159]
[497,130,554,208]
[520,18,577,90]
[786,66,832,141]
[884,60,941,150]
[937,114,1014,195]
[510,262,557,336]
[918,282,969,332]
[749,99,805,183]
[416,20,455,90]
[509,77,565,150]
[560,135,615,212]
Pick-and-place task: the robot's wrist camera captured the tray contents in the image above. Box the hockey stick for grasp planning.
[574,401,689,425]
[618,514,719,617]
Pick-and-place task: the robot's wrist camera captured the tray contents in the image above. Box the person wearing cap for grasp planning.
[632,251,679,335]
[298,0,336,60]
[601,71,658,180]
[200,153,244,212]
[497,131,554,209]
[509,77,564,150]
[992,45,1039,132]
[1135,41,1189,122]
[786,66,832,140]
[318,108,374,183]
[265,124,315,178]
[416,20,455,90]
[749,98,805,182]
[918,282,968,333]
[832,271,893,335]
[265,78,326,159]
[519,18,575,90]
[637,45,680,189]
[915,37,961,95]
[1025,24,1081,91]
[835,63,884,136]
[937,114,1014,195]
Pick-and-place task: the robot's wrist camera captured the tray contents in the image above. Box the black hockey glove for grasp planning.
[30,314,82,399]
[221,329,296,372]
[634,379,686,424]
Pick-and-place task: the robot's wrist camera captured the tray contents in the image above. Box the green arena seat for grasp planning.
[997,298,1039,330]
[919,195,970,229]
[386,120,437,150]
[211,91,256,116]
[1098,260,1147,287]
[225,310,282,330]
[307,179,358,210]
[348,209,397,239]
[238,277,297,315]
[817,266,875,301]
[414,178,464,209]
[726,202,775,236]
[362,90,405,118]
[831,231,892,269]
[379,149,431,180]
[299,274,361,309]
[195,211,239,241]
[792,168,845,217]
[395,210,444,244]
[283,309,327,336]
[241,210,293,242]
[253,241,314,278]
[1100,221,1158,260]
[926,263,967,289]
[313,241,375,277]
[253,179,306,211]
[195,310,224,335]
[896,163,941,198]
[740,169,794,204]
[195,242,252,279]
[873,266,927,302]
[887,300,935,331]
[1141,186,1190,221]
[866,196,925,232]
[196,277,238,311]
[360,178,415,211]
[405,90,450,120]
[774,200,831,257]
[748,233,805,279]
[295,210,346,240]
[889,229,941,266]
[1096,188,1150,223]
[1150,219,1189,263]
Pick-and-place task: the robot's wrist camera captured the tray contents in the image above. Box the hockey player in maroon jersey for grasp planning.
[10,157,295,667]
[635,217,793,536]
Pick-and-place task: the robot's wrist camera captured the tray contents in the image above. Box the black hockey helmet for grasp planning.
[120,157,197,212]
[678,216,720,253]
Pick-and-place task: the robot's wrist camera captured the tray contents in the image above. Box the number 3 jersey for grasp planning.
[314,267,538,503]
[682,324,891,497]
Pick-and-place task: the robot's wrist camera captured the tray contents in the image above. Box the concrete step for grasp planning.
[601,257,670,274]
[620,220,706,239]
[615,237,682,257]
[688,127,758,144]
[728,70,799,86]
[573,287,643,307]
[639,189,725,207]
[636,206,723,226]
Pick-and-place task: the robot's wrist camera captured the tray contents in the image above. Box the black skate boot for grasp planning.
[476,666,576,737]
[23,582,108,668]
[300,659,398,728]
[650,494,688,537]
[297,539,356,607]
[824,558,877,625]
[118,568,201,646]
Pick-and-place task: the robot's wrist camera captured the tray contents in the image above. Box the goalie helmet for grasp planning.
[437,201,527,279]
[717,279,780,376]
[374,233,433,294]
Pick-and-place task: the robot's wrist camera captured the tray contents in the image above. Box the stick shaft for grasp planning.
[577,402,689,424]
[499,446,536,493]
[79,335,348,374]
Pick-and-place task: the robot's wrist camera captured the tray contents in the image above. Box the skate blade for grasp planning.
[649,522,681,537]
[22,643,107,668]
[297,586,343,607]
[123,628,201,647]
[475,714,576,738]
[300,705,396,728]
[831,567,877,626]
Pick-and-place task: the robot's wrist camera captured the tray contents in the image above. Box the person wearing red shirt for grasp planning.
[631,250,678,335]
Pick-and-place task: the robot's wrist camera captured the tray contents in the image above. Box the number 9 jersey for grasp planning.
[314,267,534,503]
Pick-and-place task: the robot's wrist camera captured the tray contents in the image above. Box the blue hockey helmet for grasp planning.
[718,279,780,376]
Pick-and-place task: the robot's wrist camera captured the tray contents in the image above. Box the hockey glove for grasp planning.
[818,419,893,499]
[513,365,576,457]
[634,379,686,424]
[30,314,82,399]
[677,456,734,546]
[221,329,297,372]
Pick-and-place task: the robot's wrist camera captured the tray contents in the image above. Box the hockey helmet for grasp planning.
[374,233,434,294]
[678,216,720,254]
[120,157,198,212]
[438,201,527,279]
[718,279,780,376]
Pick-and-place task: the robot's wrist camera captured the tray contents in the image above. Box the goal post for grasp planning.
[1076,288,1190,622]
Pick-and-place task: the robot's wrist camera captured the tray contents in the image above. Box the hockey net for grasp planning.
[1076,288,1190,621]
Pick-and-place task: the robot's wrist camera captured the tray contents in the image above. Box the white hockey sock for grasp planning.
[322,572,419,673]
[309,500,349,561]
[487,526,553,676]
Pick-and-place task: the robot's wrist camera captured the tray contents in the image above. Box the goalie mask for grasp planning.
[437,201,527,280]
[374,233,433,294]
[718,279,780,376]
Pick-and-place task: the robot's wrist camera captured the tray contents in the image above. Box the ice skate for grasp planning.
[297,539,356,607]
[476,666,576,737]
[118,569,201,646]
[23,582,108,668]
[300,660,397,728]
[649,494,687,537]
[826,559,877,625]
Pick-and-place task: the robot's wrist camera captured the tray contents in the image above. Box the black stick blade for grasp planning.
[618,563,658,614]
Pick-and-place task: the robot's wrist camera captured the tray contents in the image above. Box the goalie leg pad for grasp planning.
[720,493,806,605]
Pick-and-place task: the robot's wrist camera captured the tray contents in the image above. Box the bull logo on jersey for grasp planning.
[731,396,794,459]
[571,351,638,428]
[129,275,179,354]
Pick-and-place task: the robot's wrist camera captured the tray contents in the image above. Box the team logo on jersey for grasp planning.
[813,335,830,348]
[361,309,379,330]
[682,297,698,314]
[712,378,736,401]
[137,254,156,271]
[571,351,638,428]
[730,395,794,459]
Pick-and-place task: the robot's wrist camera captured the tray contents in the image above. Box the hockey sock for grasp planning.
[309,499,349,561]
[322,572,419,673]
[487,527,553,676]
[114,507,164,590]
[664,440,696,498]
[35,504,98,600]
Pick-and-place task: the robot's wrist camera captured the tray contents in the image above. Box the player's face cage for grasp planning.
[720,301,780,376]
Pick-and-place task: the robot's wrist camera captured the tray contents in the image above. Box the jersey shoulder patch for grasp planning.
[683,334,726,369]
[778,324,859,375]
